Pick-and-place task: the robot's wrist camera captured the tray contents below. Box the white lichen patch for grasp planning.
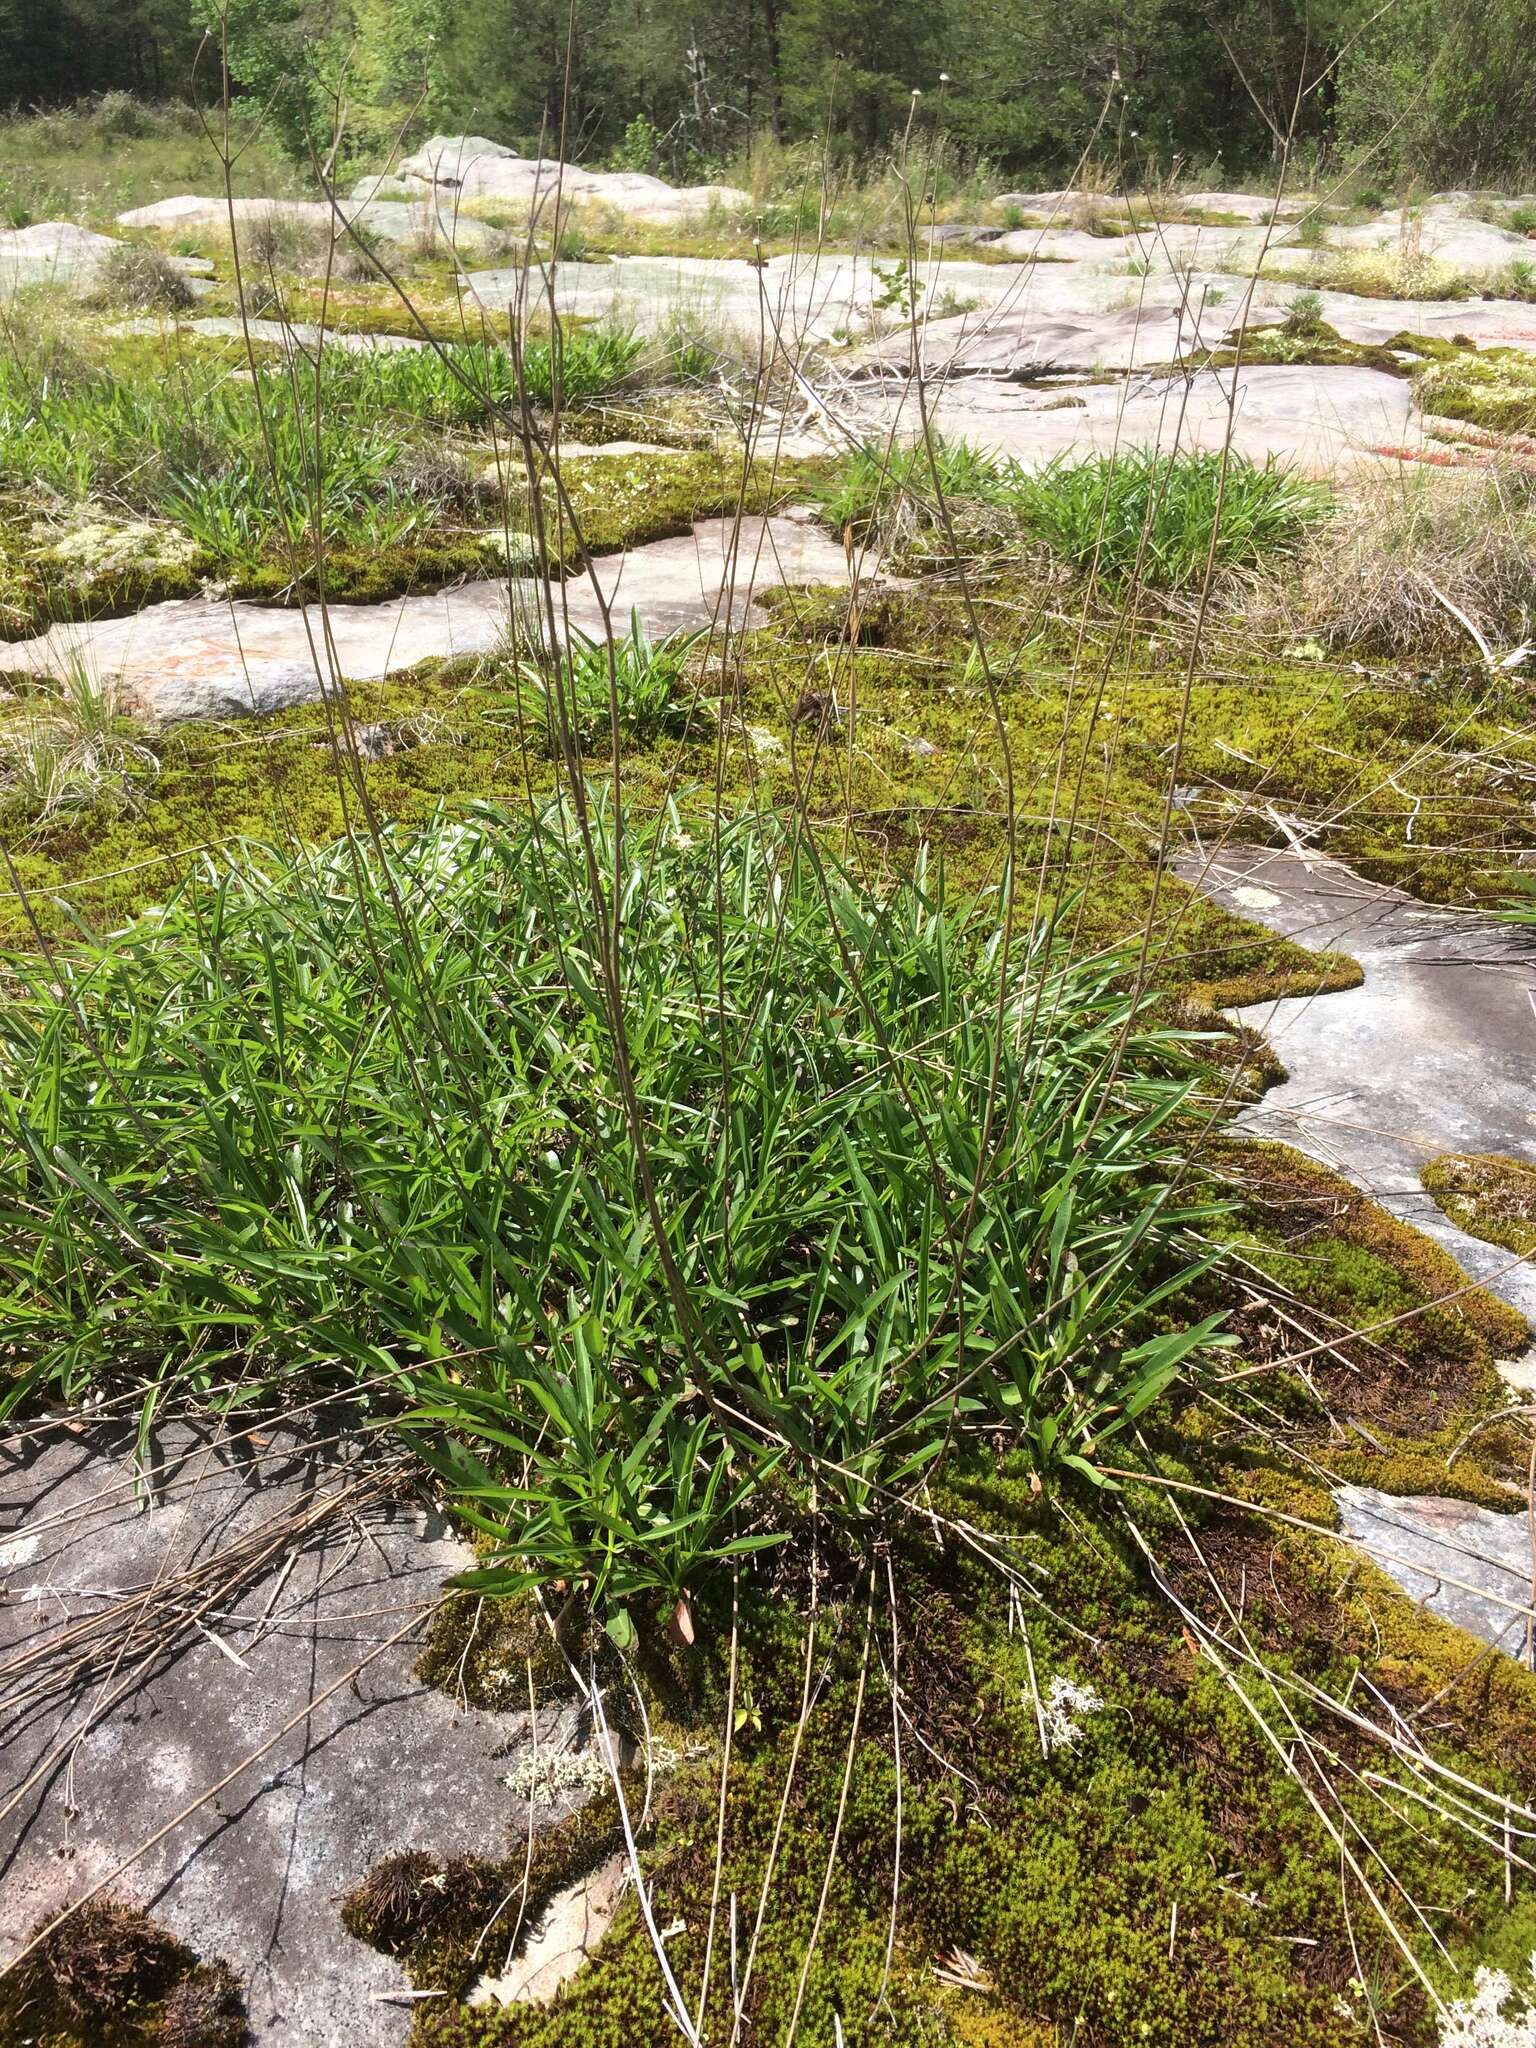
[1041,1673,1105,1753]
[30,508,200,586]
[504,1744,611,1806]
[1439,1959,1536,2047]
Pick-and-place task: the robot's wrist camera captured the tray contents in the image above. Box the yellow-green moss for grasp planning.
[414,1588,573,1711]
[1204,1139,1530,1501]
[1422,1152,1536,1258]
[343,1461,1536,2048]
[1415,349,1536,434]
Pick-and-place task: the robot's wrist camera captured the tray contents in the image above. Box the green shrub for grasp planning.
[0,800,1223,1630]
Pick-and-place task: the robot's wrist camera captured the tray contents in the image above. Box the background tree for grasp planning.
[10,0,1536,190]
[2,0,201,105]
[1335,0,1536,185]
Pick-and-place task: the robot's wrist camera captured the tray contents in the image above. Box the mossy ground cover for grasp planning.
[6,586,1534,968]
[6,282,1536,2043]
[0,320,822,637]
[1178,316,1466,381]
[1422,1152,1536,1257]
[1415,349,1536,434]
[354,1372,1536,2047]
[1198,1141,1531,1503]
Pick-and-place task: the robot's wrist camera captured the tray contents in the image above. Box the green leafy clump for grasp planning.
[517,613,699,753]
[1006,448,1327,587]
[817,439,1327,588]
[0,347,450,571]
[0,798,1224,1626]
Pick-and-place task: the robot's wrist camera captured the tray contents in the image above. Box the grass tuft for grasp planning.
[0,798,1225,1630]
[819,438,1325,588]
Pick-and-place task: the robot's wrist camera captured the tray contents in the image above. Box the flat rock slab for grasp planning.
[0,220,120,288]
[0,221,213,295]
[1178,846,1536,1362]
[1337,1485,1536,1661]
[847,282,1261,378]
[1,512,856,723]
[115,193,497,254]
[465,250,1027,343]
[0,1419,551,2046]
[387,134,748,222]
[844,362,1414,476]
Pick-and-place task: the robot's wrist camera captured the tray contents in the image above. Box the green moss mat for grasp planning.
[1201,1139,1530,1502]
[1415,350,1536,435]
[1,452,824,639]
[360,1452,1536,2046]
[1422,1152,1536,1258]
[335,1123,1536,2048]
[6,639,1532,986]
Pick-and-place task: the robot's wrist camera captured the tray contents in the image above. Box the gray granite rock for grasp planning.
[0,1418,571,2047]
[1337,1485,1536,1660]
[1177,846,1536,1380]
[0,221,213,295]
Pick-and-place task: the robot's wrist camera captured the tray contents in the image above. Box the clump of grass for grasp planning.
[820,439,1325,589]
[813,435,1013,536]
[0,800,1223,1635]
[0,346,519,575]
[1282,288,1326,336]
[1421,1152,1536,1256]
[517,613,697,752]
[1247,462,1536,656]
[89,241,197,312]
[1007,448,1326,588]
[0,656,156,824]
[305,329,646,420]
